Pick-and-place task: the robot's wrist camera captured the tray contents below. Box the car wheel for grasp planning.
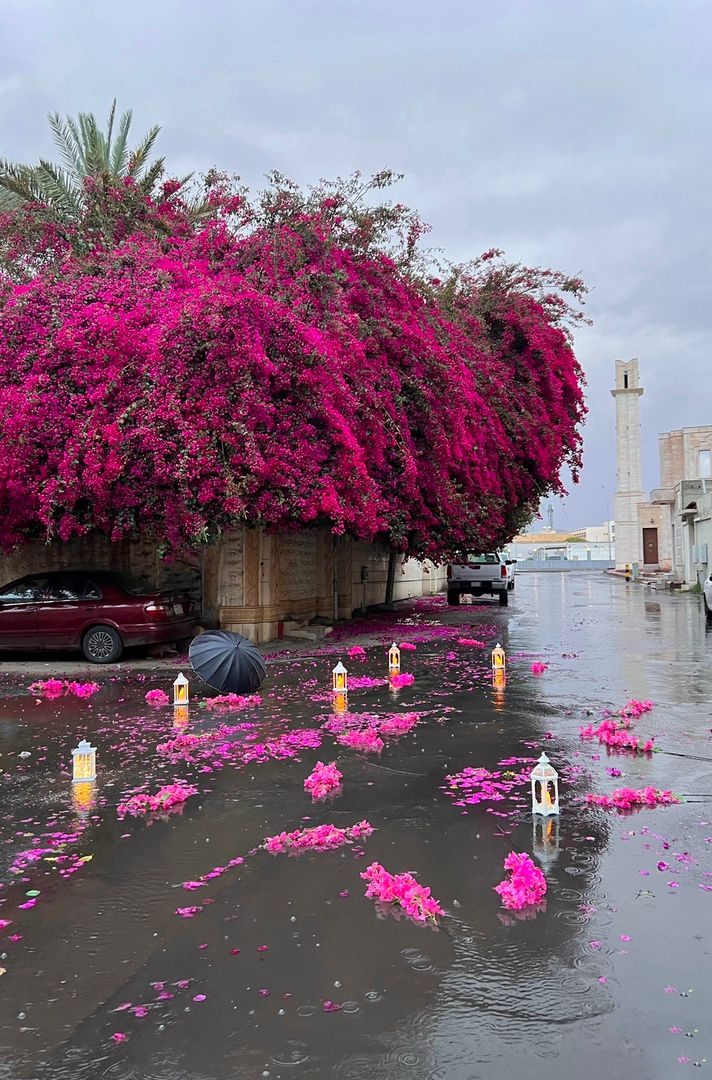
[498,590,509,607]
[705,595,712,622]
[82,625,123,663]
[447,589,460,606]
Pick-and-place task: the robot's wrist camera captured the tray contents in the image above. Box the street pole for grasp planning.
[602,486,612,564]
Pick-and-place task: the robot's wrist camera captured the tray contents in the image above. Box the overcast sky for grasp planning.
[2,0,709,531]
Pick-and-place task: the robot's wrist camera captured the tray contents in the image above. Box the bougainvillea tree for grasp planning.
[0,166,587,559]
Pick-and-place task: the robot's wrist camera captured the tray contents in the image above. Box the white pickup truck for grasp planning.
[446,552,515,606]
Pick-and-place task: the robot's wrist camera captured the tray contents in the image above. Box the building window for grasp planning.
[700,450,712,478]
[623,372,628,388]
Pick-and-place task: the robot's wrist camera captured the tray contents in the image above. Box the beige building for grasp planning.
[652,427,712,585]
[0,527,445,643]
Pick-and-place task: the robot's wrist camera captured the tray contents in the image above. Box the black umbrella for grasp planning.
[189,630,267,694]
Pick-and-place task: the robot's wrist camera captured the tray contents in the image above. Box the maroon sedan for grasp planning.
[0,571,196,663]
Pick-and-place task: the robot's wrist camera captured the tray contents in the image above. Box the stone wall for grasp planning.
[219,527,446,641]
[0,527,446,644]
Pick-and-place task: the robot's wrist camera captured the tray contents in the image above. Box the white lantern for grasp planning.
[173,672,189,706]
[530,752,559,816]
[332,661,348,693]
[388,642,401,676]
[491,642,506,674]
[71,738,97,783]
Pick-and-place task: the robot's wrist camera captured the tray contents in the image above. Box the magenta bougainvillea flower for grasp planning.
[304,761,343,800]
[145,689,170,707]
[586,788,680,812]
[29,679,99,699]
[361,861,444,923]
[0,179,585,557]
[494,852,547,911]
[117,781,198,818]
[264,820,373,855]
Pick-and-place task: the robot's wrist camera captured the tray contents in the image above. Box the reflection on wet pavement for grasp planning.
[0,573,710,1079]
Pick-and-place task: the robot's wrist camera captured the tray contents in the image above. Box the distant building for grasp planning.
[652,426,712,585]
[568,521,615,546]
[611,358,712,584]
[505,524,615,568]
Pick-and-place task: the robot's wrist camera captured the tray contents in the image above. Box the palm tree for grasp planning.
[0,99,203,229]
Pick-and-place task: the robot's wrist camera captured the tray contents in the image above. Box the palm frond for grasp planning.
[35,160,81,212]
[137,157,166,195]
[78,111,106,174]
[47,112,86,180]
[188,196,214,221]
[0,186,25,211]
[127,125,160,179]
[64,116,90,175]
[105,99,117,158]
[0,161,47,203]
[110,108,133,175]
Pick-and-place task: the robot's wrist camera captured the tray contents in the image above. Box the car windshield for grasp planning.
[465,553,498,564]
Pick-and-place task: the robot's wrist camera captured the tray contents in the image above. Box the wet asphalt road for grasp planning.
[0,572,710,1080]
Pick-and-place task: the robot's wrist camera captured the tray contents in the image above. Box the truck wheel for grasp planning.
[82,625,123,663]
[498,590,509,607]
[447,589,460,606]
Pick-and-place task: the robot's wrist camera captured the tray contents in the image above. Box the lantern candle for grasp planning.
[71,738,97,783]
[530,752,559,816]
[332,661,348,694]
[388,643,401,676]
[491,643,506,674]
[173,672,189,706]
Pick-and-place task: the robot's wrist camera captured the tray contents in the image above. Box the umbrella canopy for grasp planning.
[189,631,267,694]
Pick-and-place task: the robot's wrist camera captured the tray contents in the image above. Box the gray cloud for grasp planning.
[1,0,709,530]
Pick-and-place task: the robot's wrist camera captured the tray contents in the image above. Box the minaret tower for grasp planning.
[611,358,644,568]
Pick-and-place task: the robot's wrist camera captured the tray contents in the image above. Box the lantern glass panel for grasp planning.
[173,673,189,705]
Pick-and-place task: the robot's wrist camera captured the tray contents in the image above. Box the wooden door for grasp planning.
[642,528,659,566]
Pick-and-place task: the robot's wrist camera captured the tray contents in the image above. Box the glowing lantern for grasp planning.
[173,672,189,706]
[71,738,96,783]
[173,704,190,730]
[532,815,560,871]
[388,643,401,676]
[491,643,506,674]
[332,661,348,693]
[72,780,95,818]
[332,690,348,715]
[530,752,559,816]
